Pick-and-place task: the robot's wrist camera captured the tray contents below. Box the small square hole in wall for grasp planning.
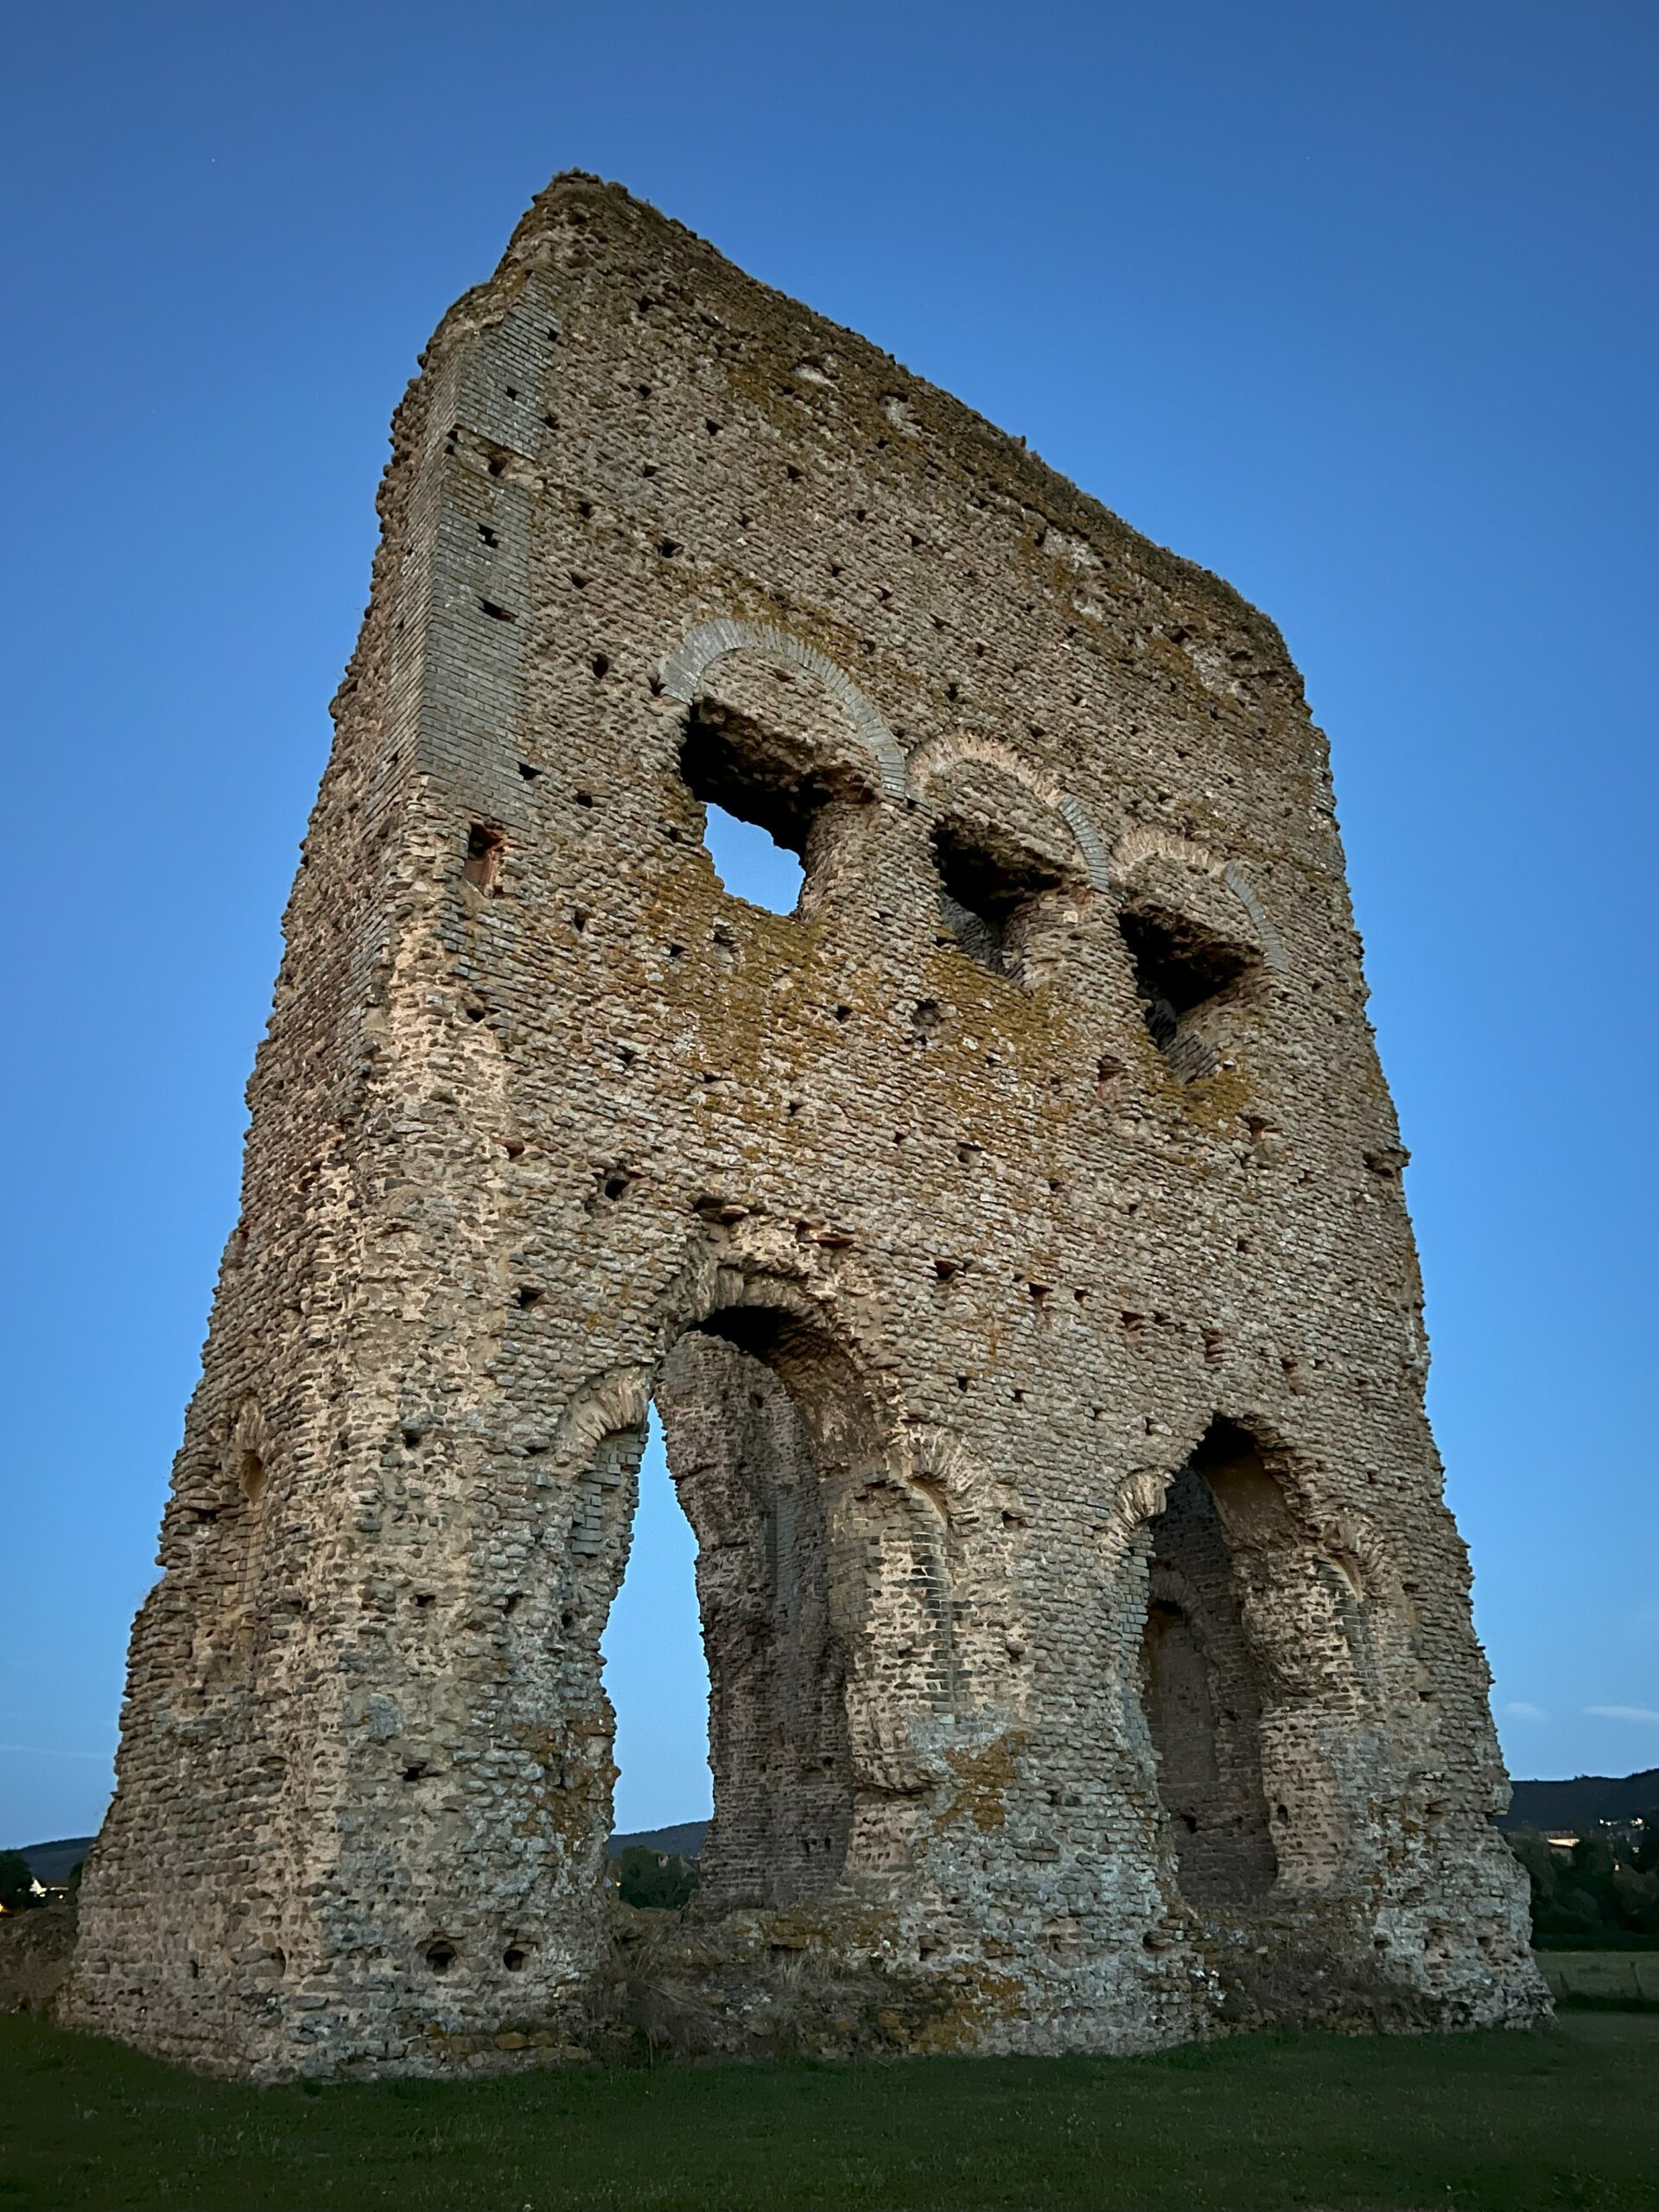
[463,824,505,893]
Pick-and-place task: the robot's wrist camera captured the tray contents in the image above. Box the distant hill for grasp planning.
[607,1821,708,1860]
[13,1838,93,1885]
[16,1826,709,1879]
[1499,1770,1659,1833]
[15,1827,709,1878]
[20,1778,1649,1879]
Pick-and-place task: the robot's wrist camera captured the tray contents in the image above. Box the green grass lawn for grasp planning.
[2,2011,1654,2212]
[1539,1951,1659,2004]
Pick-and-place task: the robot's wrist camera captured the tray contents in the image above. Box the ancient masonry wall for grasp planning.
[66,174,1547,2077]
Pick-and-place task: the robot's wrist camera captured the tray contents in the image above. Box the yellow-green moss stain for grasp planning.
[636,855,1084,1160]
[893,1961,1027,2051]
[1171,1062,1255,1135]
[936,1730,1029,1835]
[511,1713,612,1849]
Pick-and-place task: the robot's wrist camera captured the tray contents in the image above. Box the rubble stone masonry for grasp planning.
[65,175,1548,2077]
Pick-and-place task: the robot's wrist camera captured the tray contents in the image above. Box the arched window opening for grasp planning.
[236,1449,266,1507]
[1140,1418,1279,1905]
[1118,900,1255,1080]
[931,816,1065,979]
[680,699,866,920]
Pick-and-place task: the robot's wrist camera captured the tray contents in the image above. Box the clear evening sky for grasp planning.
[3,1,1654,1843]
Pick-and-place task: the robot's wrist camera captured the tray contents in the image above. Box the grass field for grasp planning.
[2,2012,1656,2211]
[1538,1950,1659,2004]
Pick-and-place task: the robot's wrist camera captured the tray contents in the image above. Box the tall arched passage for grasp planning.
[654,1325,851,1904]
[1140,1417,1285,1907]
[595,1297,946,1910]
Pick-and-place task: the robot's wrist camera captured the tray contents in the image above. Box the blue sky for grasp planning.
[3,1,1655,1845]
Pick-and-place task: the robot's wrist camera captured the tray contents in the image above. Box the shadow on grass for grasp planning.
[1,2011,1656,2210]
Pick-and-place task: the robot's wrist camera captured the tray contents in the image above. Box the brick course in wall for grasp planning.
[64,174,1547,2078]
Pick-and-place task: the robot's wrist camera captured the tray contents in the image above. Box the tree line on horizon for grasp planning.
[7,1791,1656,1947]
[1504,1818,1659,1947]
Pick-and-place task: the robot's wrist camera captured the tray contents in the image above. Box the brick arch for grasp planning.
[1109,826,1288,973]
[1127,1406,1369,1564]
[907,732,1111,892]
[659,619,908,798]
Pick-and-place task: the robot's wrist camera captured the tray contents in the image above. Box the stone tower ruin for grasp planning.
[67,175,1545,2077]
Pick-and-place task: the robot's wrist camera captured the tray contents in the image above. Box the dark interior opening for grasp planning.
[932,819,1060,977]
[462,823,505,893]
[1118,904,1253,1077]
[695,1302,805,1367]
[1140,1416,1280,1907]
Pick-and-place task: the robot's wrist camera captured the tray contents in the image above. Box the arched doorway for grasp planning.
[1140,1417,1285,1906]
[654,1320,855,1906]
[592,1294,941,1913]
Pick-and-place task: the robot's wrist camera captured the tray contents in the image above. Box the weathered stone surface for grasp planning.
[0,1905,77,2018]
[64,174,1546,2078]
